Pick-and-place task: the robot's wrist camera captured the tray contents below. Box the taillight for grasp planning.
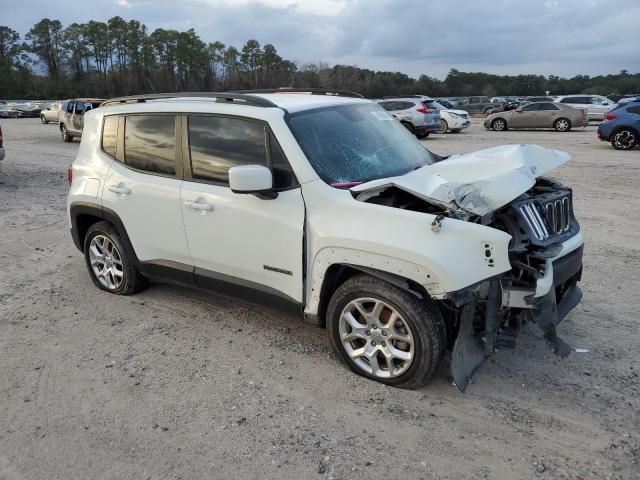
[67,166,73,185]
[605,113,617,120]
[417,102,432,114]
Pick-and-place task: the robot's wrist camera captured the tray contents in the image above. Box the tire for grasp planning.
[41,115,48,124]
[611,128,638,150]
[554,118,571,132]
[83,221,146,295]
[327,274,446,389]
[416,132,429,139]
[491,118,507,131]
[436,119,448,134]
[450,129,462,133]
[400,121,415,135]
[61,124,72,142]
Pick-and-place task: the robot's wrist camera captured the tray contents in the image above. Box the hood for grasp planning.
[351,144,570,216]
[442,109,469,116]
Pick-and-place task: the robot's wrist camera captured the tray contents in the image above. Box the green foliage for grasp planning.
[1,18,639,99]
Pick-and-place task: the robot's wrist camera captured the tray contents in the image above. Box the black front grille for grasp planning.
[517,193,572,242]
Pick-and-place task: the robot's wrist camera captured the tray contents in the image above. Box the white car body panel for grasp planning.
[439,109,470,131]
[180,182,305,302]
[351,144,570,215]
[301,179,513,314]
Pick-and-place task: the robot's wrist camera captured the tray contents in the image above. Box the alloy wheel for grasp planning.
[613,130,636,149]
[556,119,570,132]
[88,235,125,290]
[339,298,415,379]
[492,119,506,131]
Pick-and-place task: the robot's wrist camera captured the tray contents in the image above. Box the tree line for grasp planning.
[1,18,639,100]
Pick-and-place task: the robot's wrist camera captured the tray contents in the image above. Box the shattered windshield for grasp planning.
[288,103,435,186]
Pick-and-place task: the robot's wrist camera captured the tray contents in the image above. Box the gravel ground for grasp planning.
[0,118,638,480]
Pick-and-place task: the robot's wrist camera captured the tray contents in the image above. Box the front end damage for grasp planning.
[351,145,584,390]
[448,177,584,390]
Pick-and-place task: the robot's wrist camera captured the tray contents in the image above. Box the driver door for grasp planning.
[511,103,540,128]
[179,114,305,304]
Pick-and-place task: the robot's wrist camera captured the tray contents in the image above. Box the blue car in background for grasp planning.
[597,100,640,150]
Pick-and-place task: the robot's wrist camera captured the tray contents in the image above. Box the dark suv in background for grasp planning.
[455,96,503,115]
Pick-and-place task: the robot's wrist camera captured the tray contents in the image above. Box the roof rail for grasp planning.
[233,88,365,99]
[100,92,278,108]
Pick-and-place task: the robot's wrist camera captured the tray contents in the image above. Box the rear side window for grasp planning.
[188,115,267,184]
[378,101,396,111]
[521,103,540,111]
[628,105,640,115]
[102,116,118,158]
[66,102,74,113]
[561,97,587,104]
[538,103,559,111]
[124,115,176,175]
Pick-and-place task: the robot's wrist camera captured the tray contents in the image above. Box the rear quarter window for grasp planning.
[124,115,176,176]
[101,116,118,159]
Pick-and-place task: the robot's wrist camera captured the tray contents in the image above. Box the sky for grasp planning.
[2,0,639,79]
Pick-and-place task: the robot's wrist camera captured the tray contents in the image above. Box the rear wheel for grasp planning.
[611,128,638,150]
[327,274,446,389]
[491,118,507,131]
[61,124,72,142]
[84,221,146,295]
[554,118,571,132]
[436,119,449,134]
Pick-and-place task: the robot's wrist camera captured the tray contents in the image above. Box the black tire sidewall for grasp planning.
[492,118,506,131]
[554,118,571,132]
[327,275,443,388]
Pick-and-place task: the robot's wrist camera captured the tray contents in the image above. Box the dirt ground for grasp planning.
[0,118,638,480]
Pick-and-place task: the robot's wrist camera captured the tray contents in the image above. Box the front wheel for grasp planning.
[61,124,72,142]
[491,118,507,131]
[436,119,448,134]
[611,129,638,150]
[327,274,446,389]
[554,118,571,132]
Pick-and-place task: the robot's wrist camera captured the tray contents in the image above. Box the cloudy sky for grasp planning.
[3,0,639,79]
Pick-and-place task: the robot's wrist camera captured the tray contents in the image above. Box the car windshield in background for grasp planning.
[288,103,434,186]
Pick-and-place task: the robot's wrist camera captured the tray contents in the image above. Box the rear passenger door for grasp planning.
[100,114,193,271]
[179,114,305,304]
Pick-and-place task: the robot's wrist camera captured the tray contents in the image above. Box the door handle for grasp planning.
[108,184,131,195]
[185,200,214,212]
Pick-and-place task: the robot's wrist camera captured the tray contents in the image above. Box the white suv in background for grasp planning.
[67,90,585,390]
[554,94,614,121]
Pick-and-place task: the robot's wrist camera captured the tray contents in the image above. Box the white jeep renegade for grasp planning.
[67,90,584,390]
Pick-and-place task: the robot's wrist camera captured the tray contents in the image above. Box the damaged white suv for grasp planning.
[67,90,584,390]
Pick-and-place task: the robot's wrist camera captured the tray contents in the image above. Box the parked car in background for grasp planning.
[40,102,62,124]
[486,100,522,115]
[484,102,588,132]
[597,103,640,150]
[606,94,640,103]
[525,96,555,102]
[554,95,614,121]
[455,96,503,115]
[431,100,470,133]
[10,103,41,118]
[377,96,441,138]
[616,95,640,106]
[0,104,11,118]
[0,125,4,161]
[59,98,104,142]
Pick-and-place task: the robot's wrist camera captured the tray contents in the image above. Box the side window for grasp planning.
[521,103,540,112]
[538,103,559,111]
[378,102,395,111]
[74,102,84,114]
[124,115,176,175]
[101,116,118,159]
[591,96,605,105]
[401,102,415,110]
[188,115,267,184]
[67,101,74,113]
[469,97,480,104]
[269,134,297,189]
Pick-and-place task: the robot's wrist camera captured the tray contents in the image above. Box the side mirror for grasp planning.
[229,165,277,199]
